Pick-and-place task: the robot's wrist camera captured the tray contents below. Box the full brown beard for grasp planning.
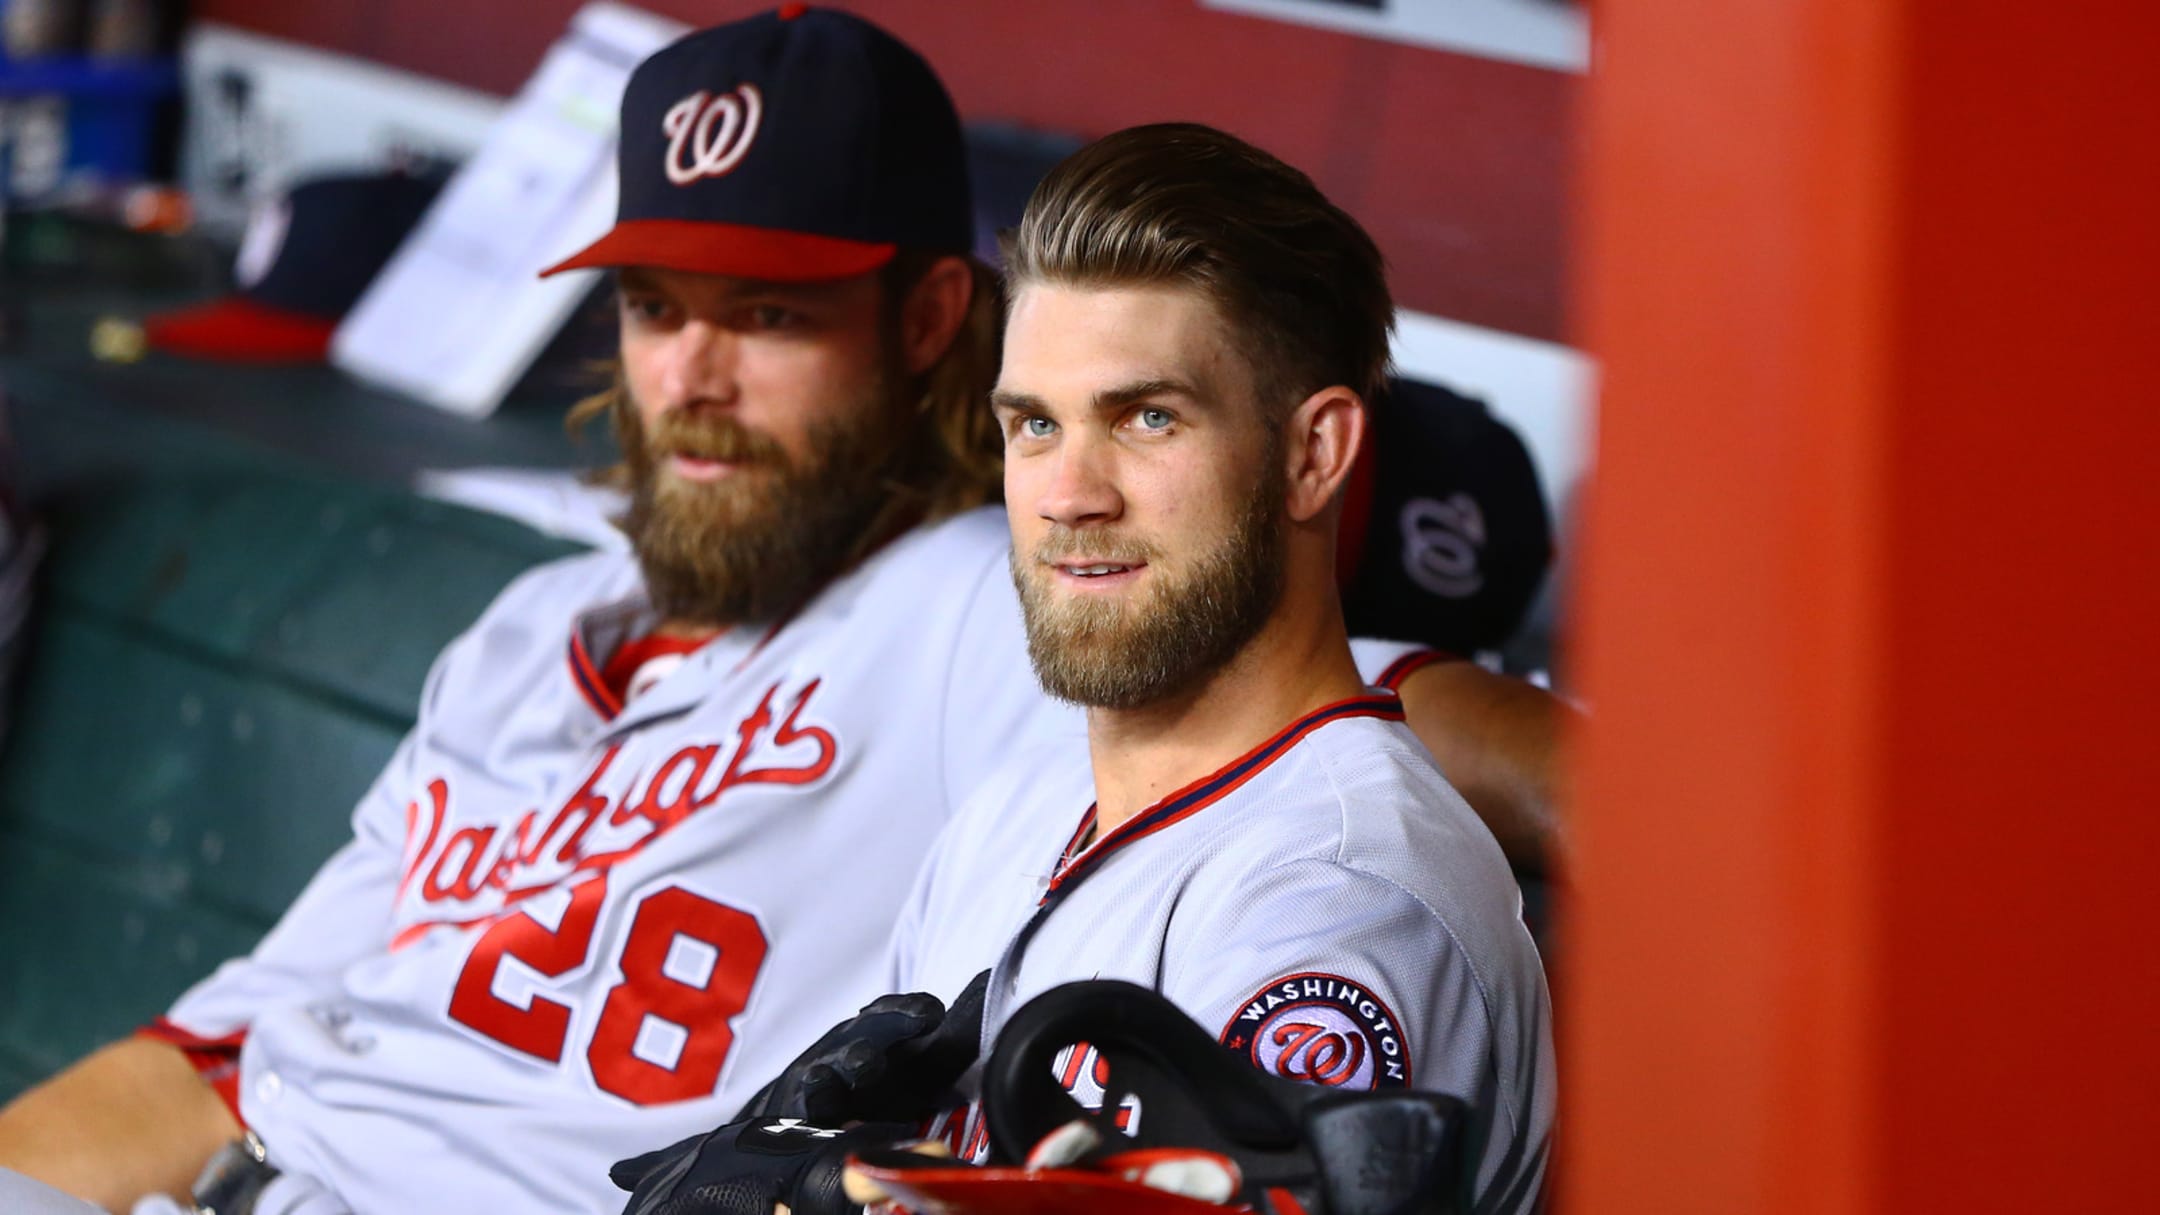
[617,382,910,625]
[1013,454,1288,710]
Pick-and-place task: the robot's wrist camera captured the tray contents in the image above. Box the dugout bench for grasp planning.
[0,260,589,1101]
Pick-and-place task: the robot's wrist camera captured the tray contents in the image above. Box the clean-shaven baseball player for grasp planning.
[0,10,1558,1215]
[611,123,1553,1215]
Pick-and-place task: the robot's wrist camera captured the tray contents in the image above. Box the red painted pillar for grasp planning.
[1569,1,2160,1210]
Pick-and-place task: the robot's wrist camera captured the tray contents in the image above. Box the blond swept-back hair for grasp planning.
[567,251,1006,527]
[1002,122,1394,409]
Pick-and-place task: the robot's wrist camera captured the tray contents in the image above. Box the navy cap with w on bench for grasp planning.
[543,4,973,282]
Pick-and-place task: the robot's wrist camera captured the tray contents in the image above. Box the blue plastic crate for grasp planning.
[0,52,177,198]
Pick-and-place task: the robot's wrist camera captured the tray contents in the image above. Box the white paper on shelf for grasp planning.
[415,466,630,552]
[332,3,688,417]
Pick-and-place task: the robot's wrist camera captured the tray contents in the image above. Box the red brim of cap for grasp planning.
[539,219,897,282]
[845,1159,1226,1215]
[141,296,340,363]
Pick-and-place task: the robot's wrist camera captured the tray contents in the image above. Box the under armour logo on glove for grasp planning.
[662,85,763,185]
[759,1119,845,1140]
[612,1118,916,1215]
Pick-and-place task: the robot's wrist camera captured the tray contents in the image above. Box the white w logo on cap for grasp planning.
[661,85,764,186]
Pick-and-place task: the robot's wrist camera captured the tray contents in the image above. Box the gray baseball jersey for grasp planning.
[889,696,1555,1214]
[152,505,1430,1214]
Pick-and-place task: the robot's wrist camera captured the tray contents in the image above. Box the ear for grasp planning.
[898,256,975,375]
[1282,386,1367,525]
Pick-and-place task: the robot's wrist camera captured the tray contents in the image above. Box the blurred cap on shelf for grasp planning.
[137,170,443,362]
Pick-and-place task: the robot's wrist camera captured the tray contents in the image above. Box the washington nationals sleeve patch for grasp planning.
[1219,972,1412,1090]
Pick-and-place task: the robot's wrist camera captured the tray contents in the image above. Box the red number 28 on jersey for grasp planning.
[447,876,768,1105]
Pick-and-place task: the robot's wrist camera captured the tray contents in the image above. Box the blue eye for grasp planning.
[1136,407,1174,431]
[1021,416,1056,438]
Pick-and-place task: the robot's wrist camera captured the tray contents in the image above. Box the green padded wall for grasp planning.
[0,469,581,1096]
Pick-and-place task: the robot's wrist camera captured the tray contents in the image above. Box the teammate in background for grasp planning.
[615,121,1552,1215]
[0,10,1559,1215]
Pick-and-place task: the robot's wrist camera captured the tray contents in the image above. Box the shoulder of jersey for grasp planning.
[480,546,644,626]
[873,505,1008,582]
[809,505,1010,618]
[1321,717,1491,843]
[1235,716,1510,898]
[1302,717,1531,949]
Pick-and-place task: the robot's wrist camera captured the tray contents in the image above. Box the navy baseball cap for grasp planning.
[1338,377,1554,654]
[542,4,972,282]
[141,171,444,362]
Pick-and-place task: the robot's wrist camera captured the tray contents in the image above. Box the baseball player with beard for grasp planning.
[611,125,1553,1215]
[897,126,1555,1213]
[0,11,1559,1215]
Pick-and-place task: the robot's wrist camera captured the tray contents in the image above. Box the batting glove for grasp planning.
[733,969,988,1124]
[611,1117,916,1215]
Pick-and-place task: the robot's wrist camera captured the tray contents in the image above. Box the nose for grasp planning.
[654,319,740,413]
[1033,427,1123,530]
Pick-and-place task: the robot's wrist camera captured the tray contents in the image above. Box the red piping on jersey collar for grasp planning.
[1376,647,1461,690]
[568,631,626,720]
[569,620,780,719]
[1042,693,1406,903]
[600,633,711,702]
